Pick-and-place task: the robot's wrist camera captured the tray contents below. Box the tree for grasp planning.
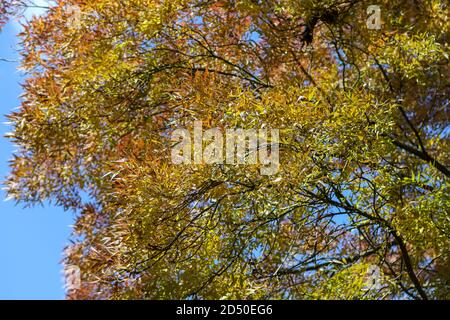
[4,0,449,299]
[0,1,51,30]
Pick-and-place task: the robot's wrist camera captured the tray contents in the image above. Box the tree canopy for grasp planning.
[3,0,449,299]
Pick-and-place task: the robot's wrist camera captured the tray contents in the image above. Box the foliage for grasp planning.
[4,0,450,299]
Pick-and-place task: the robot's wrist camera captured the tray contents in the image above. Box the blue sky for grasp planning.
[0,11,74,299]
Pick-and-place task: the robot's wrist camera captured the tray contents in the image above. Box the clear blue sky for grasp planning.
[0,15,74,299]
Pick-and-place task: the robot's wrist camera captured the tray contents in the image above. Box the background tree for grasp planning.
[5,0,449,299]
